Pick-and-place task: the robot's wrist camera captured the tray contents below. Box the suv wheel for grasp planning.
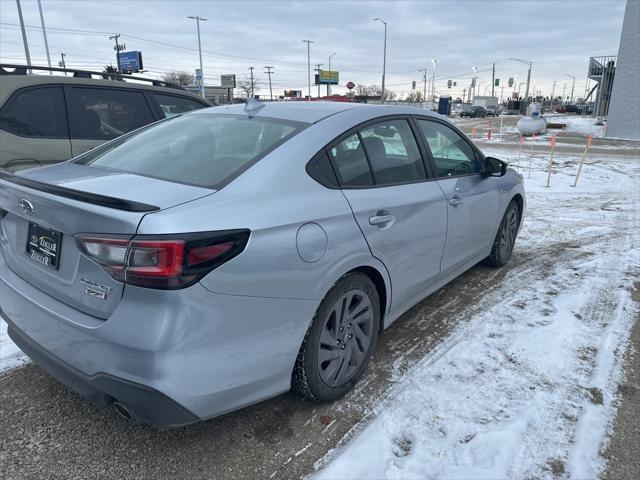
[293,272,380,402]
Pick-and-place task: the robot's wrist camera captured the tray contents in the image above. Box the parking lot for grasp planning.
[1,123,638,479]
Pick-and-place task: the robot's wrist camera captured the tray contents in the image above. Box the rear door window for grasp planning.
[328,133,374,187]
[0,86,68,138]
[358,119,426,185]
[153,93,207,118]
[73,114,305,188]
[66,87,154,140]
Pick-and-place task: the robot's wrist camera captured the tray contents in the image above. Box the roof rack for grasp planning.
[0,64,186,91]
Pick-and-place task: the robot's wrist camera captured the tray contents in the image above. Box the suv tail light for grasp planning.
[75,230,250,289]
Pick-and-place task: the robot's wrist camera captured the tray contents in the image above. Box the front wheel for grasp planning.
[485,201,520,268]
[292,272,380,402]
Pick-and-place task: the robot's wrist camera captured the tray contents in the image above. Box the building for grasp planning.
[606,0,640,140]
[185,86,233,105]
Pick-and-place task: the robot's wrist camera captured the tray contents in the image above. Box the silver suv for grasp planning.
[0,65,210,171]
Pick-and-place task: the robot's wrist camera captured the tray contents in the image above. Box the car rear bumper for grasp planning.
[0,251,318,427]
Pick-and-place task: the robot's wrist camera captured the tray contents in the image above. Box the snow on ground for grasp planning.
[0,316,27,372]
[316,148,639,479]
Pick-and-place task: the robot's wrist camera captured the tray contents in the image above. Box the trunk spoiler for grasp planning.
[0,170,160,213]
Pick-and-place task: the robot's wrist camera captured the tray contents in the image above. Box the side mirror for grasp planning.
[482,156,507,177]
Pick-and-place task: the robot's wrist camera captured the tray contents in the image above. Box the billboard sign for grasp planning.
[318,70,339,85]
[221,74,236,88]
[118,51,143,73]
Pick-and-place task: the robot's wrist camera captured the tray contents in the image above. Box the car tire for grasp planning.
[485,200,520,268]
[292,272,380,402]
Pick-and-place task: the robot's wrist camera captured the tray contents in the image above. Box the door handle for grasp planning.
[369,212,395,226]
[449,196,463,206]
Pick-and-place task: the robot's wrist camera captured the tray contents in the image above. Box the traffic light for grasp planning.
[447,80,452,88]
[494,79,500,86]
[412,80,416,90]
[508,77,514,87]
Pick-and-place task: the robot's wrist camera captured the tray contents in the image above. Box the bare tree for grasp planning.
[237,77,262,98]
[405,90,423,103]
[355,84,371,96]
[102,64,122,81]
[161,71,195,87]
[369,85,397,101]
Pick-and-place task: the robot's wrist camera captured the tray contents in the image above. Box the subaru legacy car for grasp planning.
[0,102,525,427]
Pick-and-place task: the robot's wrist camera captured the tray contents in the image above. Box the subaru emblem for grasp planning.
[18,198,34,216]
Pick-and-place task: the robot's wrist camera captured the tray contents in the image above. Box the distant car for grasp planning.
[0,102,525,427]
[0,64,211,171]
[460,106,487,118]
[485,106,500,116]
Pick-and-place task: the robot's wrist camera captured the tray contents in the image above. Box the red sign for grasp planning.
[346,81,355,90]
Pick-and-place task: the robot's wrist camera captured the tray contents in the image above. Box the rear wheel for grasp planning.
[485,201,520,268]
[293,272,380,402]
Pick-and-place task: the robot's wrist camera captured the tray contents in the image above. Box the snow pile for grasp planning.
[316,150,639,479]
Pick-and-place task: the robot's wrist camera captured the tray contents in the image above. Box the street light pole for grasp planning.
[36,0,52,72]
[374,18,387,104]
[419,68,427,103]
[328,53,336,96]
[431,59,438,103]
[510,58,533,100]
[564,73,576,103]
[16,0,32,71]
[550,80,557,111]
[187,15,207,99]
[302,40,313,101]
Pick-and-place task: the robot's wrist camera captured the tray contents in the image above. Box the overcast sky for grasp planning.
[0,0,627,99]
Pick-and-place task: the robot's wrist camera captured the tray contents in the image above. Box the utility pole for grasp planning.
[562,83,567,104]
[550,80,557,111]
[419,68,427,103]
[249,66,255,98]
[314,64,323,98]
[187,16,207,98]
[109,34,125,73]
[16,0,31,71]
[328,53,336,96]
[302,40,313,101]
[374,18,387,104]
[59,52,67,75]
[462,88,466,103]
[264,66,274,101]
[36,0,52,72]
[491,62,495,97]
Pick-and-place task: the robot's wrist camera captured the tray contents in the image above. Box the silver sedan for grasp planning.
[0,101,525,427]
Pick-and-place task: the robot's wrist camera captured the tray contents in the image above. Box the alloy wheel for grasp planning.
[317,290,374,387]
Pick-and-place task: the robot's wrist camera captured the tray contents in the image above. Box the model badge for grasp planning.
[19,199,34,216]
[80,278,111,300]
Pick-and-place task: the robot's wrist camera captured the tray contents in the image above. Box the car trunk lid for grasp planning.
[0,165,214,319]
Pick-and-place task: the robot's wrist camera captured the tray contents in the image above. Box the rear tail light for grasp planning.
[75,230,250,289]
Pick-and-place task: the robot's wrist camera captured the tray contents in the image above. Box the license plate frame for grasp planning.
[25,222,62,270]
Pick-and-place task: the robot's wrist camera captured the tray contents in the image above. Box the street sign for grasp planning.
[221,74,236,88]
[495,79,500,86]
[195,68,203,88]
[346,81,355,90]
[318,70,339,85]
[118,51,143,73]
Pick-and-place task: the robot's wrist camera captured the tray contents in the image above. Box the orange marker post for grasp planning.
[488,123,492,141]
[545,134,557,188]
[573,134,592,187]
[471,127,477,139]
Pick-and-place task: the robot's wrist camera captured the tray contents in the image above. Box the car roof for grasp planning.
[0,73,207,106]
[189,101,442,124]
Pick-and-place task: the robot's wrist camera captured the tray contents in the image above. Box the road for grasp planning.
[1,132,638,480]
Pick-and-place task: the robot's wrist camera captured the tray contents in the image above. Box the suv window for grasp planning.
[328,133,374,187]
[0,86,68,138]
[153,93,207,118]
[416,120,479,177]
[67,87,154,140]
[74,114,305,188]
[359,119,426,185]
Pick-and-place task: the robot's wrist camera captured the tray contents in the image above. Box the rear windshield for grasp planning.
[73,114,307,188]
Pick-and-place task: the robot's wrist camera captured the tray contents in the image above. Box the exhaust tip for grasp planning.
[114,402,134,421]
